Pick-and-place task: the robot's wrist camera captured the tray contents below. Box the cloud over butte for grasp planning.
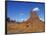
[32,7,40,12]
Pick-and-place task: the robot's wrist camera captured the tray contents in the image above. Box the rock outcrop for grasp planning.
[7,11,45,33]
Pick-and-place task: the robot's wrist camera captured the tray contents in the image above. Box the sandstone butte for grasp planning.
[7,11,45,34]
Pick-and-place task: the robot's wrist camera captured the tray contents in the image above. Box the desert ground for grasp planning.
[7,11,45,34]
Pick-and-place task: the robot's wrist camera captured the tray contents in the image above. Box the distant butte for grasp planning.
[7,11,45,34]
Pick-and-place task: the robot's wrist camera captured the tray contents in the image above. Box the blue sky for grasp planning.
[7,1,45,22]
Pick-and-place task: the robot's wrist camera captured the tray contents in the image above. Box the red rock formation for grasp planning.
[7,11,45,33]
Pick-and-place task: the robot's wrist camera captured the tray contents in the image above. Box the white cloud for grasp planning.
[40,17,44,21]
[32,7,40,12]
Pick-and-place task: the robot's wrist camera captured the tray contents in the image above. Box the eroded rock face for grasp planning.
[7,11,45,33]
